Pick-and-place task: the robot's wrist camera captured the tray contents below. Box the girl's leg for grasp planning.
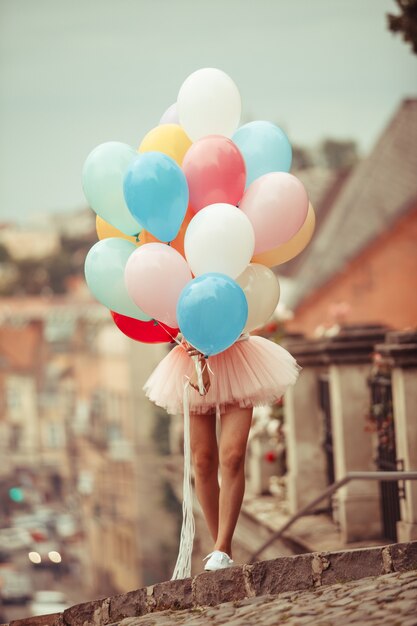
[190,411,219,542]
[215,406,253,557]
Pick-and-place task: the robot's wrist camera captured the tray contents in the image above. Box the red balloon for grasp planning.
[182,135,246,213]
[110,311,179,344]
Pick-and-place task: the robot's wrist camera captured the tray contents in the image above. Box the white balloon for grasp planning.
[236,263,280,332]
[185,203,255,278]
[178,68,241,141]
[159,102,179,125]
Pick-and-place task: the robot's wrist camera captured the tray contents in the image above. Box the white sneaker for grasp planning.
[203,550,234,571]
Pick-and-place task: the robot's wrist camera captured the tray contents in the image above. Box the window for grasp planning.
[9,424,22,450]
[46,422,65,448]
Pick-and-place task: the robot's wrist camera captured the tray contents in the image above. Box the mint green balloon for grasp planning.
[82,142,142,236]
[84,238,151,321]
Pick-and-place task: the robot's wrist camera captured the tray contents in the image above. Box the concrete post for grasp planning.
[376,331,417,542]
[283,337,330,514]
[323,325,388,542]
[286,325,388,541]
[328,363,381,541]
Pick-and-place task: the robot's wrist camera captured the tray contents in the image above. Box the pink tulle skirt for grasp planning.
[144,336,300,415]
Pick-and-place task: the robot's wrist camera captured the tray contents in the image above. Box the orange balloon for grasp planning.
[140,206,194,257]
[252,203,316,267]
[96,215,140,245]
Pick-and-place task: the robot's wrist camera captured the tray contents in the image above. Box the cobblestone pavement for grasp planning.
[115,570,417,626]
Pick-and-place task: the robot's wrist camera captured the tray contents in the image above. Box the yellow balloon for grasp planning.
[252,203,316,267]
[139,124,192,166]
[96,215,140,245]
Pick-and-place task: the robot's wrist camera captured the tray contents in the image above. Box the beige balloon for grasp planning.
[252,203,316,267]
[236,263,280,333]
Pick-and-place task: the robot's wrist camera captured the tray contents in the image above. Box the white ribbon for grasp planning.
[171,381,195,580]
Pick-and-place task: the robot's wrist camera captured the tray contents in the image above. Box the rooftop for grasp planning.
[286,99,417,309]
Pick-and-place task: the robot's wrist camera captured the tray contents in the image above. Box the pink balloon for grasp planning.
[124,243,192,327]
[239,172,309,253]
[182,135,246,213]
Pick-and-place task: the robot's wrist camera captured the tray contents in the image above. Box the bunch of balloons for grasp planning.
[83,68,315,356]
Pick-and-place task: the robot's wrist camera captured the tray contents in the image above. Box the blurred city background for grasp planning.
[0,0,416,620]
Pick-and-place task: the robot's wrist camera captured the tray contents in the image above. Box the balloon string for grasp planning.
[191,355,206,395]
[152,319,182,345]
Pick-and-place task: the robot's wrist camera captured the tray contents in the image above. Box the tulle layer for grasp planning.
[144,336,300,415]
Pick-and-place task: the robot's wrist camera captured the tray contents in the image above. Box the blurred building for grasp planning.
[0,228,61,261]
[283,99,417,336]
[0,302,72,500]
[0,295,182,596]
[74,319,180,594]
[269,101,417,550]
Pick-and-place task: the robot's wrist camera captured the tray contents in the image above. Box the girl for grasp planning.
[144,332,299,573]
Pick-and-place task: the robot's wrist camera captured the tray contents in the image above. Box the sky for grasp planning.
[0,0,416,223]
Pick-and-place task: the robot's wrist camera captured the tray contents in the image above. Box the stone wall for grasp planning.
[6,541,417,626]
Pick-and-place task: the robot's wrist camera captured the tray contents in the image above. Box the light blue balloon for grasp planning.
[177,273,248,356]
[232,121,292,188]
[82,142,143,236]
[123,152,189,243]
[84,238,151,321]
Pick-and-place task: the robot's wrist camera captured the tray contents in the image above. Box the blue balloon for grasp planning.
[232,121,292,188]
[177,273,248,356]
[123,151,189,242]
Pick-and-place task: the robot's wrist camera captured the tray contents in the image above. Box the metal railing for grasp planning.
[249,471,417,563]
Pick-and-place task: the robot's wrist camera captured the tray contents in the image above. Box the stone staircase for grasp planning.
[5,541,417,626]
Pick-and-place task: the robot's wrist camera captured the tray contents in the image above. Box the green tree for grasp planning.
[14,259,47,294]
[387,0,417,54]
[292,145,313,170]
[0,243,10,263]
[321,139,358,170]
[43,251,74,293]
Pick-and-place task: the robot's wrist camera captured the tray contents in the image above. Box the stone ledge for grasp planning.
[8,541,417,626]
[285,324,389,366]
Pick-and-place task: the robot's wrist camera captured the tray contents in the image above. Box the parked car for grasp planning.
[28,541,68,572]
[0,569,33,604]
[31,506,57,523]
[0,548,10,564]
[32,506,60,534]
[29,590,70,616]
[54,514,78,540]
[0,527,32,553]
[11,513,50,541]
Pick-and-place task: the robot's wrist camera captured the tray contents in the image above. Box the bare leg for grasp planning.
[215,406,253,557]
[190,412,219,542]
